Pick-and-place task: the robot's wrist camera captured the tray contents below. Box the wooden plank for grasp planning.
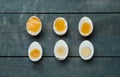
[0,0,120,13]
[0,57,119,77]
[0,14,120,56]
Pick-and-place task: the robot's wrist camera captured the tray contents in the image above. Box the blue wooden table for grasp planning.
[0,0,120,77]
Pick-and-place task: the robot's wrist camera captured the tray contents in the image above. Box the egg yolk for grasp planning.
[55,18,66,32]
[27,16,41,33]
[81,22,91,35]
[81,47,91,57]
[56,46,66,57]
[30,49,40,59]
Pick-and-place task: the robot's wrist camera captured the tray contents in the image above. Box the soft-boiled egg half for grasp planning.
[28,41,43,62]
[26,16,42,36]
[79,40,94,60]
[78,16,93,37]
[54,40,69,60]
[53,17,68,36]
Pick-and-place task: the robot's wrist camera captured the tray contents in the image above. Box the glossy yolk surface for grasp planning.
[27,16,41,33]
[56,46,66,57]
[81,22,91,35]
[81,47,91,57]
[55,18,66,32]
[30,48,40,59]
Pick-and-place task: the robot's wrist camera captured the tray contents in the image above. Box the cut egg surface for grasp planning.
[79,40,94,60]
[78,16,93,37]
[54,40,69,60]
[28,41,43,62]
[26,16,42,36]
[53,17,68,36]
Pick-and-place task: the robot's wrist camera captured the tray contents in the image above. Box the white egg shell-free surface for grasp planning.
[54,40,69,60]
[28,41,43,62]
[78,16,93,37]
[26,16,42,36]
[79,40,94,60]
[53,17,68,36]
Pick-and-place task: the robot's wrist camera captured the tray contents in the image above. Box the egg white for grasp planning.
[28,41,43,62]
[79,40,94,60]
[78,16,93,37]
[26,16,42,36]
[53,17,68,36]
[54,40,69,60]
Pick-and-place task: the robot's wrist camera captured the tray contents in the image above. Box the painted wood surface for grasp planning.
[0,0,120,13]
[0,14,120,56]
[0,57,120,77]
[0,0,120,77]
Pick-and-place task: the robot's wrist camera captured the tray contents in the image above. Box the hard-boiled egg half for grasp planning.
[54,40,69,60]
[28,41,43,62]
[78,16,93,37]
[53,17,68,36]
[26,16,42,36]
[79,40,94,60]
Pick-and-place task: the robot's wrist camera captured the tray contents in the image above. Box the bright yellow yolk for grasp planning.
[81,47,91,57]
[30,49,40,59]
[55,18,66,32]
[27,16,41,33]
[56,46,66,57]
[81,22,91,35]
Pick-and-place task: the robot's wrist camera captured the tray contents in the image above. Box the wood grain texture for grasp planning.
[0,0,120,77]
[0,0,120,13]
[0,14,120,56]
[0,57,119,77]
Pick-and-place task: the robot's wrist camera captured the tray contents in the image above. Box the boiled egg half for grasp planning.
[26,16,42,36]
[28,41,43,62]
[54,40,69,60]
[78,16,93,37]
[53,17,68,36]
[79,40,94,60]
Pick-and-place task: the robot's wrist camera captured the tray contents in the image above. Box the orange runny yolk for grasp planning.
[27,16,41,33]
[30,49,40,59]
[55,18,66,32]
[81,22,91,35]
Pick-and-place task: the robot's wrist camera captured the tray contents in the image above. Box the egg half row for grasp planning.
[28,40,94,62]
[26,16,93,37]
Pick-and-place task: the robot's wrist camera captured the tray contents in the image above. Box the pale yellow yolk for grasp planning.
[30,49,40,59]
[56,46,66,57]
[81,22,91,35]
[81,47,91,57]
[55,18,66,32]
[27,16,41,33]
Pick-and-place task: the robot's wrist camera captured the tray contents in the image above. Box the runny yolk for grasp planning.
[55,18,66,32]
[81,47,91,57]
[30,49,40,59]
[27,16,41,33]
[56,46,66,57]
[81,22,91,35]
